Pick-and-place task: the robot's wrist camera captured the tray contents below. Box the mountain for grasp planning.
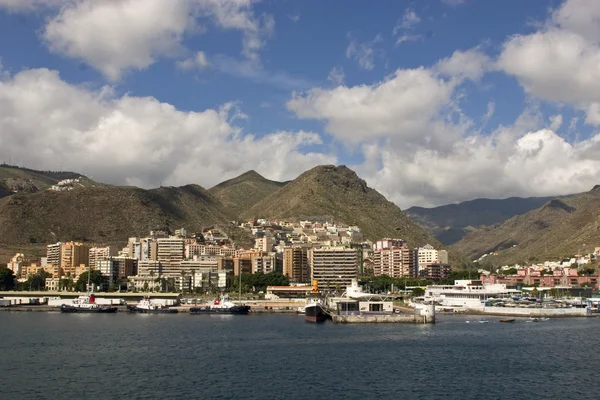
[244,165,445,250]
[0,184,232,247]
[405,196,558,245]
[452,187,600,265]
[0,164,85,198]
[208,170,287,217]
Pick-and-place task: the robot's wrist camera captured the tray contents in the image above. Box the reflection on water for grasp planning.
[1,313,598,400]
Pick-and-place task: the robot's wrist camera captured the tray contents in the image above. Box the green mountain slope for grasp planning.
[244,165,445,250]
[208,170,287,217]
[452,187,600,265]
[0,184,232,246]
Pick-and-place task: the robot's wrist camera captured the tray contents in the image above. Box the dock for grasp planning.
[331,313,432,323]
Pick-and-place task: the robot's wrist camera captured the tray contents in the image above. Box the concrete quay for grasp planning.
[332,314,433,324]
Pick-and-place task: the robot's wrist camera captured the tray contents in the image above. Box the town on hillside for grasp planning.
[1,219,451,294]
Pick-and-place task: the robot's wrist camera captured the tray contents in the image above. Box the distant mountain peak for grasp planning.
[541,199,576,213]
[591,184,600,193]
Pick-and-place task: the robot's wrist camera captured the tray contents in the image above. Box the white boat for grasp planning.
[297,306,306,314]
[60,294,117,313]
[128,298,178,314]
[424,280,521,310]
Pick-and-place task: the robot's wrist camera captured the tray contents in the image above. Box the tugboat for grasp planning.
[189,295,250,315]
[127,297,178,314]
[60,294,117,313]
[305,299,328,323]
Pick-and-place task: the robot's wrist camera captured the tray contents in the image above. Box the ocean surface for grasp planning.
[1,312,599,400]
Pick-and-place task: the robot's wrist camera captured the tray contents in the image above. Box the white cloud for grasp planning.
[0,0,66,12]
[549,114,563,131]
[327,66,345,86]
[498,0,600,124]
[198,0,274,61]
[288,67,455,143]
[287,13,300,23]
[0,68,335,188]
[346,34,384,71]
[30,0,272,81]
[393,8,421,34]
[435,47,492,82]
[177,51,210,70]
[396,34,421,46]
[43,0,193,81]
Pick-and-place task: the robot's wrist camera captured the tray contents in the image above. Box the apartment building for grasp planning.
[60,242,89,275]
[89,246,117,269]
[309,246,358,290]
[373,245,416,278]
[252,253,276,274]
[46,242,62,266]
[417,244,448,269]
[157,237,185,265]
[283,246,311,282]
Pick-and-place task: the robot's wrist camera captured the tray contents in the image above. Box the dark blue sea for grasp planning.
[1,312,598,400]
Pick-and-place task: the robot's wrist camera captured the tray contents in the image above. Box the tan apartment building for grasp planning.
[309,246,358,290]
[60,242,90,275]
[46,242,62,266]
[283,246,311,282]
[373,243,416,278]
[157,238,185,265]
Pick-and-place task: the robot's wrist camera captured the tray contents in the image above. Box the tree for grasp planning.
[0,267,16,290]
[412,287,425,297]
[22,270,51,291]
[74,269,106,292]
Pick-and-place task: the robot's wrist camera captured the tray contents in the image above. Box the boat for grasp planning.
[127,297,178,314]
[305,299,328,323]
[528,317,541,322]
[424,280,521,310]
[499,318,516,323]
[478,319,489,323]
[60,294,117,313]
[297,306,306,314]
[189,295,250,315]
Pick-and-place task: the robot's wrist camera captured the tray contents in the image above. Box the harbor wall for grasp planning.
[480,306,589,317]
[332,314,432,323]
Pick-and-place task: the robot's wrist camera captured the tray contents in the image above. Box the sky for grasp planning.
[1,0,600,209]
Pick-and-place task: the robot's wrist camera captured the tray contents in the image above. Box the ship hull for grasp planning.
[189,305,250,315]
[60,305,117,313]
[127,305,178,314]
[305,304,328,323]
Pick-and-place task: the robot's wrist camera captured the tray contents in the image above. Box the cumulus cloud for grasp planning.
[177,51,210,70]
[435,47,492,82]
[0,68,335,188]
[26,0,272,81]
[346,34,384,71]
[288,67,455,143]
[498,0,600,124]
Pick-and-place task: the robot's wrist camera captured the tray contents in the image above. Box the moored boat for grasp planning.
[189,295,250,315]
[305,299,328,323]
[499,318,516,323]
[60,294,117,313]
[128,297,178,314]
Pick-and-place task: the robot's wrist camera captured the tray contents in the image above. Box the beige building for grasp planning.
[89,246,117,269]
[373,245,416,278]
[254,236,275,252]
[252,253,276,274]
[417,244,448,269]
[157,238,185,265]
[60,242,89,271]
[283,246,311,282]
[46,242,62,267]
[310,246,358,290]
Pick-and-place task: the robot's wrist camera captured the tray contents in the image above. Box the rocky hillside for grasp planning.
[244,165,444,250]
[406,196,557,245]
[452,186,600,265]
[208,170,287,217]
[0,184,232,246]
[0,164,85,198]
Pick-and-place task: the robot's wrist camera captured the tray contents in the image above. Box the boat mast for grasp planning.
[87,264,91,293]
[239,268,242,302]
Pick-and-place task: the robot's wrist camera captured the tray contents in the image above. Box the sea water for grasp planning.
[1,312,598,400]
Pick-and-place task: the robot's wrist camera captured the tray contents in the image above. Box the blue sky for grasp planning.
[1,0,600,208]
